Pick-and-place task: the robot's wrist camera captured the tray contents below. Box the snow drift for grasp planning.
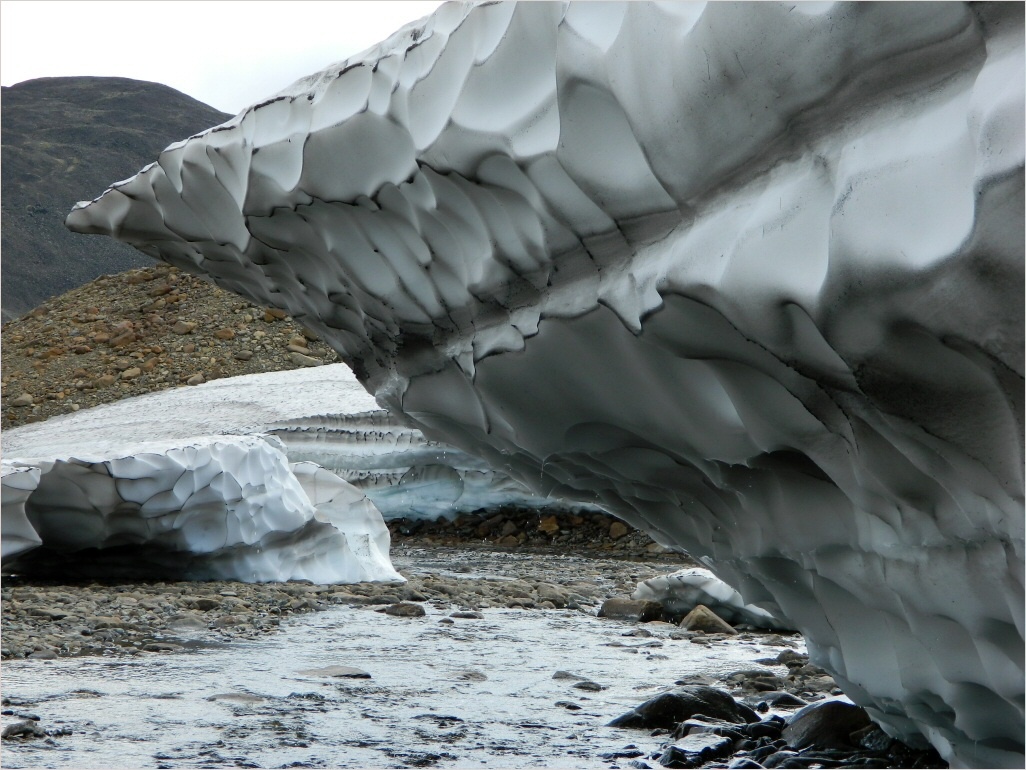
[66,2,1024,766]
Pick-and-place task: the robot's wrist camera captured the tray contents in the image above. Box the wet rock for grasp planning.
[298,665,372,679]
[744,716,786,739]
[608,686,759,729]
[552,670,587,681]
[679,604,737,635]
[760,750,798,767]
[555,701,582,710]
[383,602,427,617]
[672,716,747,742]
[743,691,808,711]
[659,733,735,767]
[598,598,663,622]
[2,720,45,739]
[781,700,873,750]
[206,692,266,704]
[449,611,483,619]
[623,627,653,638]
[143,642,184,652]
[726,669,783,692]
[572,680,606,692]
[850,724,894,752]
[534,582,568,607]
[600,746,646,759]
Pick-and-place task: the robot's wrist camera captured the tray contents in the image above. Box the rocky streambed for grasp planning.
[2,546,944,769]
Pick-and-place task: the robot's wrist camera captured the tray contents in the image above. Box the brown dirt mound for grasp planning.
[1,263,341,429]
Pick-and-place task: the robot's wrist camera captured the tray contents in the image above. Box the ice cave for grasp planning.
[56,1,1025,767]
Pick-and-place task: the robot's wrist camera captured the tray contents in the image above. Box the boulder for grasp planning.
[608,686,759,729]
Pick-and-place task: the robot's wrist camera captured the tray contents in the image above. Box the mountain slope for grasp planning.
[1,76,230,322]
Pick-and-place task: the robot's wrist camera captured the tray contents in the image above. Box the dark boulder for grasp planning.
[781,700,872,750]
[609,686,760,729]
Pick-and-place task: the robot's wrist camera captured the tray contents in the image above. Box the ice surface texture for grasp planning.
[1,434,402,584]
[66,2,1024,766]
[269,410,600,519]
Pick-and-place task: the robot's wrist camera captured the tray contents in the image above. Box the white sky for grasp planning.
[0,1,445,115]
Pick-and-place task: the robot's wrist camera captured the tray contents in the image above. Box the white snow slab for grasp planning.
[1,365,378,459]
[64,2,1024,766]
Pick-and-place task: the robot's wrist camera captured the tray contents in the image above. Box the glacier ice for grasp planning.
[268,410,599,519]
[633,568,792,631]
[1,433,402,584]
[1,465,43,561]
[1,366,580,521]
[65,2,1024,766]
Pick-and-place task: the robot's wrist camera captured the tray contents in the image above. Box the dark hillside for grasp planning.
[1,76,230,322]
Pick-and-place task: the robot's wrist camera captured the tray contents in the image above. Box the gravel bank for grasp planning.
[1,545,684,662]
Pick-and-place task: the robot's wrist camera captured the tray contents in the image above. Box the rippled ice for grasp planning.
[2,551,804,769]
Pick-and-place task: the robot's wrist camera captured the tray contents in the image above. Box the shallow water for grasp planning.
[2,550,803,769]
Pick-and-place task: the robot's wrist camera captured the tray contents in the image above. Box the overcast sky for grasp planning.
[1,1,445,115]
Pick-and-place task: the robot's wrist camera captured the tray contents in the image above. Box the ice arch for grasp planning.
[66,2,1024,766]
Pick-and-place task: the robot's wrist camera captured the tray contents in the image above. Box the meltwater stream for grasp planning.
[1,551,805,769]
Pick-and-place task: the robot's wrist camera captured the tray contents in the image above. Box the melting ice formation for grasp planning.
[1,435,401,584]
[66,2,1023,766]
[1,366,585,579]
[633,568,792,631]
[1,366,584,526]
[269,410,599,519]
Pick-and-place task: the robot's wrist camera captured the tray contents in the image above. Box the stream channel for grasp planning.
[1,548,806,769]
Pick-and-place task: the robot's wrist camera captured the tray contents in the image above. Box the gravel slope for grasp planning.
[1,263,343,429]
